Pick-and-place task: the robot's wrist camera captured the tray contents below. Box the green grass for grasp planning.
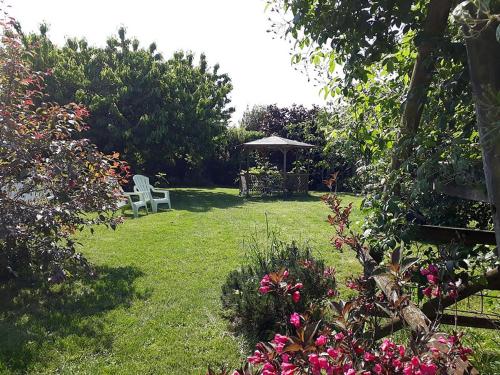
[0,188,363,374]
[0,188,498,374]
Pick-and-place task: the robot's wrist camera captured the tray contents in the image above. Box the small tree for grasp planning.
[0,17,129,283]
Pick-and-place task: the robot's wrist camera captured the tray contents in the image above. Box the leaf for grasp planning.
[400,257,419,273]
[496,24,500,43]
[330,301,343,314]
[304,320,321,344]
[328,58,336,74]
[283,343,303,352]
[372,266,388,276]
[391,246,401,266]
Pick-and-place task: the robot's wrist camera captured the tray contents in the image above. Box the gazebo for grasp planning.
[239,136,314,196]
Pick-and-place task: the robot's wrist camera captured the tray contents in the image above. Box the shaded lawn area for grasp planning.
[0,188,497,373]
[0,188,362,374]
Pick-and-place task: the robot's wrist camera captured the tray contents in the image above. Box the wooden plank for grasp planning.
[433,182,490,203]
[409,224,496,246]
[439,314,499,330]
[374,268,500,339]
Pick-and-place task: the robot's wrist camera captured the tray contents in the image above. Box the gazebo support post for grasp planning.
[282,148,287,192]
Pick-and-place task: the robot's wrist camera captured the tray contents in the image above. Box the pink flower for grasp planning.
[426,274,438,285]
[403,365,412,375]
[448,284,458,299]
[327,288,336,297]
[259,286,271,294]
[318,356,329,369]
[428,264,439,275]
[345,369,356,375]
[308,353,319,366]
[281,362,297,375]
[283,269,289,277]
[411,356,420,367]
[315,335,328,346]
[260,274,270,286]
[423,286,433,297]
[364,352,376,361]
[294,282,303,290]
[373,363,383,374]
[334,237,344,249]
[420,362,438,375]
[431,286,440,297]
[292,290,300,303]
[323,267,335,277]
[262,362,277,375]
[273,334,289,344]
[380,339,395,352]
[290,312,301,328]
[247,350,265,364]
[334,332,345,341]
[398,345,406,357]
[392,358,402,369]
[327,347,340,359]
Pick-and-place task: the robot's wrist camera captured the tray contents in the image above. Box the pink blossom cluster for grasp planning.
[239,328,472,375]
[421,264,441,298]
[258,270,303,303]
[420,265,460,300]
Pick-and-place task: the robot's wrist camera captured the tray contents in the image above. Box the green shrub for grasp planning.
[221,234,335,343]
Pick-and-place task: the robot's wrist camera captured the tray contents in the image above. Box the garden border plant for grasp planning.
[0,16,129,284]
[221,233,337,344]
[210,179,480,374]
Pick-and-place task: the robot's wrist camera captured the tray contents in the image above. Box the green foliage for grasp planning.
[240,104,336,189]
[22,25,234,182]
[207,126,264,186]
[221,234,335,343]
[267,0,423,92]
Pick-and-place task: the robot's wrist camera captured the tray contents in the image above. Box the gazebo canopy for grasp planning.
[242,136,314,151]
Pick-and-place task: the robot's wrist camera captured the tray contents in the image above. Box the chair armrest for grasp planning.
[123,191,146,201]
[150,187,170,198]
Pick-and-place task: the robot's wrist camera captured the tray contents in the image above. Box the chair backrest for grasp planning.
[133,175,153,200]
[3,182,49,203]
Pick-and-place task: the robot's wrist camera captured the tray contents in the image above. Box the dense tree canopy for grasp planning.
[21,25,234,182]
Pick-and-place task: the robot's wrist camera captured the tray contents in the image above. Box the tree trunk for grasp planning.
[391,0,454,170]
[463,17,500,255]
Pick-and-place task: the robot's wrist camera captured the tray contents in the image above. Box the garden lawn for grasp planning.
[0,188,362,374]
[1,188,498,374]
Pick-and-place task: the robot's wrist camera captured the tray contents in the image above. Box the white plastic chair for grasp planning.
[133,174,171,213]
[116,185,148,218]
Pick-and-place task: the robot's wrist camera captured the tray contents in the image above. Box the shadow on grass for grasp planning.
[171,189,322,212]
[0,265,147,373]
[120,188,324,217]
[171,188,245,212]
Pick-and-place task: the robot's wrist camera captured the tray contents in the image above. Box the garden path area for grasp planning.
[0,188,362,374]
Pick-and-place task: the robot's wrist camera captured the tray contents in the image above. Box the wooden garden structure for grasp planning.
[239,136,314,196]
[367,14,500,339]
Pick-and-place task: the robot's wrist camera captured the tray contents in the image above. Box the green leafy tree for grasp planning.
[22,25,234,182]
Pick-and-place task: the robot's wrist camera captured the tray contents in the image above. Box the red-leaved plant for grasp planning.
[209,176,476,374]
[0,15,129,283]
